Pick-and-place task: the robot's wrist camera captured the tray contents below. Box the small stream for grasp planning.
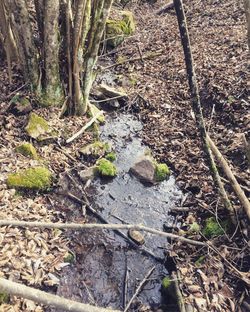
[55,114,183,311]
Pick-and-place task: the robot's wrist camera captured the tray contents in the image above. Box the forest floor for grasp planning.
[0,0,249,311]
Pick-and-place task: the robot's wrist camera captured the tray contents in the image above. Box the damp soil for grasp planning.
[54,114,183,311]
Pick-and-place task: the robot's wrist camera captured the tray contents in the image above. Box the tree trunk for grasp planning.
[43,0,63,105]
[8,0,39,89]
[244,0,250,50]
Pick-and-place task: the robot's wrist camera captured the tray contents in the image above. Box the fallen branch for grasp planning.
[102,51,163,71]
[0,277,119,312]
[207,135,250,220]
[0,220,206,247]
[173,0,235,221]
[156,1,174,15]
[66,110,104,143]
[124,266,155,312]
[172,271,186,312]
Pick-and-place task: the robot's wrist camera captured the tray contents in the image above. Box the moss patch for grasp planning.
[106,10,135,48]
[95,158,117,177]
[25,112,50,140]
[64,252,75,264]
[154,163,170,182]
[105,152,116,162]
[0,292,9,304]
[188,222,200,234]
[15,142,38,159]
[7,167,52,190]
[202,217,229,238]
[162,277,172,289]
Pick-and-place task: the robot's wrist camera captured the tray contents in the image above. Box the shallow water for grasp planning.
[55,114,182,311]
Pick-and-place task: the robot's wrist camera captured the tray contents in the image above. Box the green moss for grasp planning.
[106,11,135,48]
[105,152,116,162]
[25,112,50,140]
[15,142,38,159]
[188,222,200,234]
[202,217,229,238]
[0,292,9,304]
[64,252,75,264]
[7,167,52,190]
[195,255,206,267]
[95,158,117,177]
[162,277,172,289]
[155,163,170,182]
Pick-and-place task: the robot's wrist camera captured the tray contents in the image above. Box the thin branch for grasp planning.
[173,0,235,220]
[0,277,119,312]
[207,135,250,220]
[102,51,163,71]
[66,110,104,143]
[124,266,155,312]
[0,220,206,247]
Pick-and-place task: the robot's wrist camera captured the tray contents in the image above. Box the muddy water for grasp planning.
[55,114,182,311]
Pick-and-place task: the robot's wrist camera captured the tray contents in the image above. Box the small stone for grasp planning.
[130,158,155,184]
[25,112,51,140]
[128,229,145,245]
[15,142,38,159]
[78,167,95,182]
[79,141,111,158]
[88,104,105,124]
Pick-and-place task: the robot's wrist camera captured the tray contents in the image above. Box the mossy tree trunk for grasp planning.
[43,0,63,105]
[2,0,113,115]
[7,0,39,89]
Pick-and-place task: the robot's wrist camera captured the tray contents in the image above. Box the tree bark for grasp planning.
[77,0,113,115]
[43,0,63,104]
[8,0,39,88]
[244,0,250,50]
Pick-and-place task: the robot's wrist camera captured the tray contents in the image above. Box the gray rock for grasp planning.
[130,158,155,184]
[78,167,95,182]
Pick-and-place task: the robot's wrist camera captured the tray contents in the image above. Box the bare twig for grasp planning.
[0,277,119,312]
[66,110,104,143]
[173,271,186,312]
[207,135,250,220]
[0,220,206,247]
[102,51,163,71]
[124,266,155,312]
[173,0,235,220]
[156,1,174,15]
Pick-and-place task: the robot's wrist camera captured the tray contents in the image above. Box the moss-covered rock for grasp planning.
[15,142,38,159]
[95,158,117,177]
[88,104,105,124]
[105,152,116,162]
[154,163,170,182]
[64,252,75,264]
[25,113,51,140]
[80,141,111,158]
[106,10,135,48]
[202,217,228,238]
[0,292,9,304]
[7,167,52,190]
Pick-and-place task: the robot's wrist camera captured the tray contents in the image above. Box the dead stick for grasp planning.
[102,51,163,71]
[124,266,155,312]
[173,0,235,219]
[173,271,186,312]
[0,220,206,247]
[66,110,104,143]
[207,135,250,220]
[0,277,119,312]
